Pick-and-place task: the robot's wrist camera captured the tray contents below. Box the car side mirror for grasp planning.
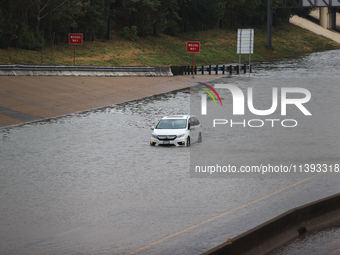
[151,126,154,130]
[188,123,190,130]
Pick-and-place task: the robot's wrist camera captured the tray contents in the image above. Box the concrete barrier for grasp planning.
[0,65,173,77]
[202,192,340,255]
[155,66,173,76]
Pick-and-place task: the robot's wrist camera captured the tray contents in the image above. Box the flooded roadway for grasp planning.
[271,226,340,255]
[1,50,340,255]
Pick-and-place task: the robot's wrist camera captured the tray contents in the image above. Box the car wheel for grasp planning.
[186,137,191,147]
[198,133,202,143]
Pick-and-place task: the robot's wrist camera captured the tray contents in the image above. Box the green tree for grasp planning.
[25,0,87,44]
[117,0,179,37]
[0,0,22,48]
[77,0,115,41]
[178,0,225,32]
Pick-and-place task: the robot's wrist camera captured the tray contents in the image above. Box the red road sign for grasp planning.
[187,41,200,53]
[69,33,83,45]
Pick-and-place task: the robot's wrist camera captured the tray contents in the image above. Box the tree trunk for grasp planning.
[141,11,148,37]
[36,5,41,33]
[153,20,158,35]
[5,8,10,33]
[107,12,111,39]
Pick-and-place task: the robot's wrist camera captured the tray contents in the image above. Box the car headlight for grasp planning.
[151,133,158,139]
[177,133,185,138]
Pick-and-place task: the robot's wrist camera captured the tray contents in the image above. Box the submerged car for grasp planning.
[150,115,202,146]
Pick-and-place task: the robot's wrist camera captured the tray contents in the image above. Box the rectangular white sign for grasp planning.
[237,29,254,54]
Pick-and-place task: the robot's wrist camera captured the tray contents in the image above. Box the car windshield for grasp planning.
[156,119,187,129]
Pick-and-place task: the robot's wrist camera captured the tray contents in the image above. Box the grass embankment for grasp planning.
[0,23,339,66]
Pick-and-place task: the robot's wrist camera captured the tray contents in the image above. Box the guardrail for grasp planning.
[0,64,155,73]
[0,65,176,77]
[0,64,252,76]
[170,64,254,76]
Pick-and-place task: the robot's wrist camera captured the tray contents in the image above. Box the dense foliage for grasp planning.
[0,0,311,49]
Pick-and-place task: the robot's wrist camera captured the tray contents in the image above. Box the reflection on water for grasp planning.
[1,50,340,255]
[254,49,340,78]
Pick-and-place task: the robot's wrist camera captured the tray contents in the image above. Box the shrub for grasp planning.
[17,25,42,50]
[0,11,16,49]
[120,26,138,41]
[130,26,138,40]
[0,30,14,49]
[163,20,178,36]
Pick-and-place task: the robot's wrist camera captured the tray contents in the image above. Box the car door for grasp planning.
[193,117,201,142]
[195,117,202,141]
[189,117,198,142]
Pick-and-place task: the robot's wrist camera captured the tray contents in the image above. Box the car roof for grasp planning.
[161,115,191,119]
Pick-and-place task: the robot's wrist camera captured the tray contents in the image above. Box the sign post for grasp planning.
[187,41,200,78]
[68,33,83,65]
[237,29,254,76]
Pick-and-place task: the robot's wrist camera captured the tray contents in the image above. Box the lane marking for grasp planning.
[126,173,322,255]
[329,247,340,255]
[56,227,82,237]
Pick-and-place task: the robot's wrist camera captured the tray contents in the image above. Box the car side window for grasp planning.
[191,117,197,126]
[189,117,200,127]
[188,117,193,129]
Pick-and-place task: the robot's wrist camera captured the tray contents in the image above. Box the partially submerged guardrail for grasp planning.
[171,64,254,76]
[0,65,173,77]
[202,192,340,255]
